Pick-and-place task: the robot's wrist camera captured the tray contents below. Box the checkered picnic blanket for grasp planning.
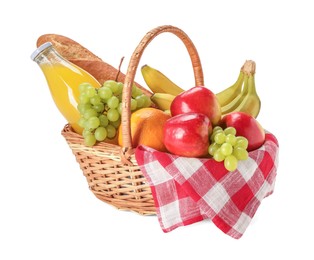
[135,132,279,239]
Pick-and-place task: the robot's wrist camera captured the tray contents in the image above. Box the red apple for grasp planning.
[163,112,212,157]
[221,112,265,151]
[170,86,221,125]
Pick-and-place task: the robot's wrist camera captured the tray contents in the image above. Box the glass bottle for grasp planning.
[31,42,101,134]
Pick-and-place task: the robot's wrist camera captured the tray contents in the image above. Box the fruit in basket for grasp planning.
[220,112,265,151]
[150,92,176,111]
[170,86,221,125]
[141,65,184,95]
[216,69,244,107]
[209,126,249,171]
[163,112,212,157]
[78,80,151,146]
[118,107,171,152]
[216,60,260,118]
[234,73,260,118]
[140,61,261,118]
[219,72,248,116]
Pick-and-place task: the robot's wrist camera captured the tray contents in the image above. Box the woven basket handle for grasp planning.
[120,25,204,164]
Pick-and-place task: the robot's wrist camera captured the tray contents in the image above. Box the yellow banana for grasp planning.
[141,65,184,95]
[221,73,248,115]
[216,70,244,107]
[220,60,261,118]
[143,60,261,118]
[150,93,176,111]
[230,73,261,118]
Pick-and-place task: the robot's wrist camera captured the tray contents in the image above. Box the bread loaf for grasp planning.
[36,34,152,96]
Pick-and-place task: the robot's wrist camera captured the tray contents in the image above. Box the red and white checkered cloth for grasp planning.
[135,132,279,239]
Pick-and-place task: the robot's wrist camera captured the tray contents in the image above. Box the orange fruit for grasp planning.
[118,107,171,152]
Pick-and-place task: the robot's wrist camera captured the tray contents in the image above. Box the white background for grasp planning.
[1,0,312,259]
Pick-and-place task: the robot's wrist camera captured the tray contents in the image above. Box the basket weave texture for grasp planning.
[62,124,155,215]
[62,25,204,215]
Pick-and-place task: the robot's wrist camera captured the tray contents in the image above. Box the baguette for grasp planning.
[36,34,152,97]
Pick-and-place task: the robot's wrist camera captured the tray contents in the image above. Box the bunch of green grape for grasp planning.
[208,126,249,172]
[77,80,151,146]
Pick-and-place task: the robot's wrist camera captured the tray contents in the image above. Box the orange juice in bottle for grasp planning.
[31,42,101,134]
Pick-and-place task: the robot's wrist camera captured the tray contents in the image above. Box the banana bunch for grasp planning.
[141,61,261,118]
[217,60,261,118]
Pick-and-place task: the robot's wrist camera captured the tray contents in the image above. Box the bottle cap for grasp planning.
[30,42,53,61]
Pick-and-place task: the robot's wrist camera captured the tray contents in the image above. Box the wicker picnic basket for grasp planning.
[61,25,204,215]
